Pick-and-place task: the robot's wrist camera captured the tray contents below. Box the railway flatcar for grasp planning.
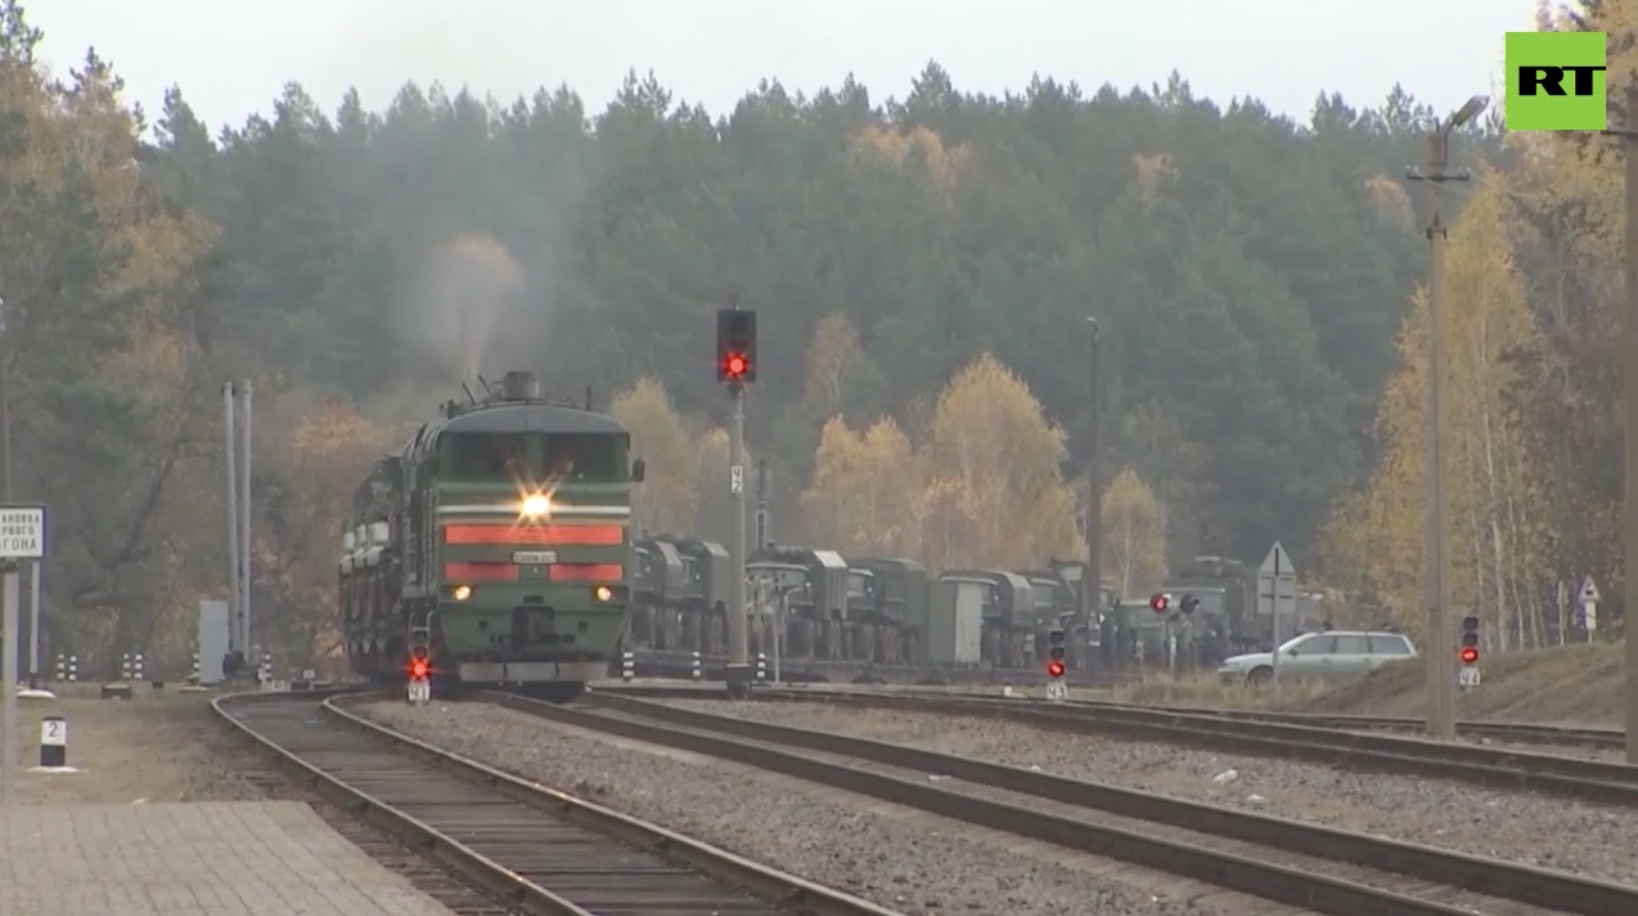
[338,370,644,702]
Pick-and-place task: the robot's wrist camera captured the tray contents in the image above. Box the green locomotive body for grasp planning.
[339,371,640,701]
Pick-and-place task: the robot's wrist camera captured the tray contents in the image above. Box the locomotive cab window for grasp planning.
[540,433,624,480]
[443,432,627,481]
[447,434,529,479]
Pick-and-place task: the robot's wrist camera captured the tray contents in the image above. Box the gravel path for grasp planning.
[357,700,1309,916]
[9,694,267,804]
[661,698,1637,886]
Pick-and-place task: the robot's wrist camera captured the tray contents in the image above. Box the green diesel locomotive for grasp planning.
[338,370,643,702]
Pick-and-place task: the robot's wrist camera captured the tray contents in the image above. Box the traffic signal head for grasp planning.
[1459,614,1479,663]
[1179,593,1199,615]
[1149,593,1170,613]
[409,657,429,680]
[1047,627,1066,664]
[716,308,758,384]
[1045,659,1065,678]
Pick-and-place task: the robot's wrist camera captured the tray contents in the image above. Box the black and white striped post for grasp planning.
[620,651,634,682]
[691,651,702,681]
[39,717,66,768]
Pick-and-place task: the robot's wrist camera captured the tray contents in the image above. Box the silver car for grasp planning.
[1216,630,1417,686]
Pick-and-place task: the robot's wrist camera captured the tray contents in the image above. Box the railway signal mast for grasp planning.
[716,301,757,698]
[1044,626,1067,702]
[407,643,431,705]
[1457,615,1480,691]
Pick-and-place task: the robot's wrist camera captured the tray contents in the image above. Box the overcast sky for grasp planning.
[38,0,1530,134]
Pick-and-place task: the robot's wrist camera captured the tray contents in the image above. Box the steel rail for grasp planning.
[698,687,1638,806]
[859,688,1627,749]
[214,690,905,916]
[594,682,1626,748]
[489,690,1633,916]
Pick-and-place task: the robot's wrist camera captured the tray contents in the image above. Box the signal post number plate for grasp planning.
[1458,667,1481,688]
[408,680,431,704]
[513,550,557,565]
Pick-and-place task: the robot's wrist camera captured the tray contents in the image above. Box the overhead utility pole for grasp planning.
[1083,317,1101,627]
[1406,93,1488,742]
[1602,83,1638,764]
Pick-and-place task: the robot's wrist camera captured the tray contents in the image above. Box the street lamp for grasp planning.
[1406,94,1487,741]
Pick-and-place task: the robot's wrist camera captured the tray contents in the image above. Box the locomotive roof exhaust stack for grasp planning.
[499,370,541,402]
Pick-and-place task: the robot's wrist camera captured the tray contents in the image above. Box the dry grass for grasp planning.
[1076,641,1629,726]
[1303,641,1626,726]
[1078,672,1332,709]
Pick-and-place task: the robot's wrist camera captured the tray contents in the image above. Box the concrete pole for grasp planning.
[1423,128,1457,741]
[240,380,253,656]
[223,383,241,660]
[1620,84,1638,763]
[1084,318,1102,621]
[725,382,750,697]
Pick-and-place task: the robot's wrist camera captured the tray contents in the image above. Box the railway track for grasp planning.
[1074,701,1626,749]
[213,691,905,916]
[482,689,1635,916]
[651,686,1638,806]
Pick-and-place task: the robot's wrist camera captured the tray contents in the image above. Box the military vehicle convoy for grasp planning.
[624,538,1115,683]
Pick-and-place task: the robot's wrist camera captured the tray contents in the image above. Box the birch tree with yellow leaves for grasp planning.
[1102,469,1168,598]
[1324,169,1552,646]
[610,377,700,533]
[915,354,1081,569]
[798,353,1081,571]
[799,416,919,554]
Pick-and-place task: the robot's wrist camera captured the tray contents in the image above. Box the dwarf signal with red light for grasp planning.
[716,307,758,384]
[1458,614,1479,665]
[1046,626,1067,679]
[409,658,430,680]
[1149,593,1170,613]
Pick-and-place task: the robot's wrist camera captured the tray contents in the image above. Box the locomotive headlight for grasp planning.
[594,585,614,602]
[452,585,472,601]
[520,493,551,519]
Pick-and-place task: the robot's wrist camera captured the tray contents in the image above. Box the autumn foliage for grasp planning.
[799,353,1083,570]
[1322,164,1567,644]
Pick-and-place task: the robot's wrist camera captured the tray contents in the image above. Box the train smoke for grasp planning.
[398,232,528,390]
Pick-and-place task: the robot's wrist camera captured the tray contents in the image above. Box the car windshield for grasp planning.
[1277,634,1313,653]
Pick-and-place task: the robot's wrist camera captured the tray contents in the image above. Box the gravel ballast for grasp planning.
[661,698,1637,885]
[356,700,1307,916]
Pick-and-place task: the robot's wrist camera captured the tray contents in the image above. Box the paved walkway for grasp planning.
[0,801,456,915]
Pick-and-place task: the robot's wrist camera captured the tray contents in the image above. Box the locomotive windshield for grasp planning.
[444,432,627,481]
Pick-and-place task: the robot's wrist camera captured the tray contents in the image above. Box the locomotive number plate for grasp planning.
[513,550,558,565]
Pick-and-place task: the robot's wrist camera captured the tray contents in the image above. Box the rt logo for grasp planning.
[1506,31,1607,131]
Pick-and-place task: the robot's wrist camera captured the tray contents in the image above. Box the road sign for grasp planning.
[1257,541,1297,687]
[0,505,44,559]
[1580,576,1600,606]
[730,464,744,495]
[1458,666,1481,689]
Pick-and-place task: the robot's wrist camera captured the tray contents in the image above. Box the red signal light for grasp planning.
[1149,593,1169,613]
[1458,647,1478,665]
[725,353,747,378]
[409,659,429,680]
[1045,660,1066,678]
